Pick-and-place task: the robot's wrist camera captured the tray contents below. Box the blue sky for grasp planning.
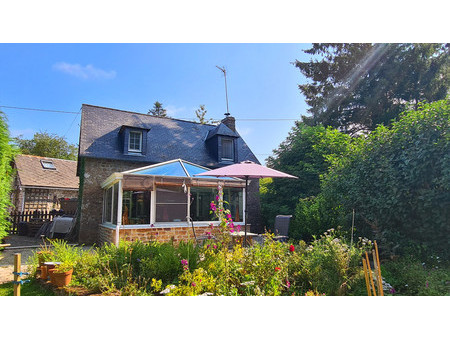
[0,43,311,164]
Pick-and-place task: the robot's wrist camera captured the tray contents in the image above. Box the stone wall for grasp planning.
[99,225,224,245]
[78,157,262,244]
[78,157,146,244]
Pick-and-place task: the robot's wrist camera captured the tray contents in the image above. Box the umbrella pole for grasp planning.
[244,176,248,247]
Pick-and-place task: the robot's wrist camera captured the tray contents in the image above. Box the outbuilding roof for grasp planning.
[14,154,79,189]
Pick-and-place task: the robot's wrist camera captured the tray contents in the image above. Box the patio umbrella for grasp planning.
[195,160,297,245]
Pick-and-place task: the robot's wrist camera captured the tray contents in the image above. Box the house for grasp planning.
[11,154,79,213]
[77,104,261,245]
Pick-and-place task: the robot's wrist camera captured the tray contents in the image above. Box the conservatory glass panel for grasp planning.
[122,190,151,225]
[190,187,216,221]
[104,187,113,223]
[223,187,243,222]
[131,161,187,177]
[156,186,187,222]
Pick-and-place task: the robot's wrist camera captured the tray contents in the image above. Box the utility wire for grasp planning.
[0,105,80,114]
[1,105,299,121]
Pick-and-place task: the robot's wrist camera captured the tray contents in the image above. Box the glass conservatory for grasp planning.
[101,159,245,234]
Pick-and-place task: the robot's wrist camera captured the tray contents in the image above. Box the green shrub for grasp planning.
[0,112,17,241]
[288,230,370,295]
[382,256,450,296]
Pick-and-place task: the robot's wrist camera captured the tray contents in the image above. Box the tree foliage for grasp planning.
[0,112,17,240]
[148,101,168,117]
[295,43,449,135]
[194,105,218,124]
[14,131,77,160]
[261,123,350,229]
[316,99,449,259]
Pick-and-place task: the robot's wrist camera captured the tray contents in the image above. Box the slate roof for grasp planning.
[14,154,79,189]
[78,104,259,168]
[206,123,239,140]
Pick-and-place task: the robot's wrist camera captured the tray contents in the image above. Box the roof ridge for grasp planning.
[82,104,218,127]
[16,154,77,163]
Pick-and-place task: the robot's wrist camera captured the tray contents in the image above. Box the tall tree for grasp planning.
[295,43,449,134]
[148,101,168,117]
[14,131,77,160]
[0,112,16,240]
[194,104,218,124]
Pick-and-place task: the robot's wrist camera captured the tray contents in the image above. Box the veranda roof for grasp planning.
[101,159,245,190]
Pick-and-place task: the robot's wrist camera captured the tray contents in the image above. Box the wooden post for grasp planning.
[362,258,372,296]
[374,241,384,296]
[365,251,377,296]
[14,253,21,296]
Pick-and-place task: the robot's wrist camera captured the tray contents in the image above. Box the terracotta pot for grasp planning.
[48,268,57,284]
[51,269,73,287]
[40,266,48,280]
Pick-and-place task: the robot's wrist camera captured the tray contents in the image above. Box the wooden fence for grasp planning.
[8,210,75,235]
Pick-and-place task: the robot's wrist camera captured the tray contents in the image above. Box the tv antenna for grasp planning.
[216,65,230,116]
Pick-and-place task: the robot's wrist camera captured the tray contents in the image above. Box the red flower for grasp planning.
[275,267,281,271]
[289,245,295,252]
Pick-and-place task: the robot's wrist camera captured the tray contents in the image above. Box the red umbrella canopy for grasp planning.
[194,160,297,179]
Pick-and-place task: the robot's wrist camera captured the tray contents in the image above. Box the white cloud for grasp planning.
[53,62,116,80]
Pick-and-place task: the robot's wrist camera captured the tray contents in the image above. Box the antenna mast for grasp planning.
[216,65,230,116]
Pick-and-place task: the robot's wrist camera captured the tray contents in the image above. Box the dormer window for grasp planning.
[41,160,56,170]
[128,131,143,153]
[221,137,234,161]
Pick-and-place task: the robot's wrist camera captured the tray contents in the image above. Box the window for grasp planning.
[156,186,187,222]
[104,187,113,223]
[221,138,234,161]
[190,187,216,222]
[223,187,243,222]
[128,131,143,153]
[41,160,56,170]
[122,190,150,225]
[190,186,243,222]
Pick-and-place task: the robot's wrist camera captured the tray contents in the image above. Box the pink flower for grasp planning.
[210,202,216,211]
[213,244,217,249]
[181,259,188,266]
[191,282,196,287]
[226,213,232,219]
[215,195,219,201]
[286,280,291,288]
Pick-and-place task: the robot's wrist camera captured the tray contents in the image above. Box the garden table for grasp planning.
[230,231,259,246]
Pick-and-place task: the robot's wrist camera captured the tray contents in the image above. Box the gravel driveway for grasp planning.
[0,235,46,284]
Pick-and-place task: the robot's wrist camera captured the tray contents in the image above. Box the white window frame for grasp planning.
[128,131,143,153]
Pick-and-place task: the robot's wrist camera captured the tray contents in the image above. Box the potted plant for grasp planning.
[50,262,74,287]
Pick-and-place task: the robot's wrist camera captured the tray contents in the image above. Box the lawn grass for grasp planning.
[0,279,55,296]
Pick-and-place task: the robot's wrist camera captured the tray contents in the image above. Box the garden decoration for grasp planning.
[362,241,384,296]
[195,160,297,246]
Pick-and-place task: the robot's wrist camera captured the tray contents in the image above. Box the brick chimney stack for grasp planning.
[221,116,236,132]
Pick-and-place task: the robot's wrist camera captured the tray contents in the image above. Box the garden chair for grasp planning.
[273,215,292,242]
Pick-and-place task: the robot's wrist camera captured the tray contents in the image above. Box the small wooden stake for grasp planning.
[362,258,371,296]
[365,251,377,296]
[374,241,384,296]
[14,253,21,296]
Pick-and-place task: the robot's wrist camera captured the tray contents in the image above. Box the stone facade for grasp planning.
[99,224,227,245]
[78,157,261,244]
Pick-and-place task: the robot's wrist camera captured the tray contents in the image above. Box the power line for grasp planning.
[0,105,79,114]
[1,105,299,121]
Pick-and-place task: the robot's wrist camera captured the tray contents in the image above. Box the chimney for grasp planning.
[221,116,236,132]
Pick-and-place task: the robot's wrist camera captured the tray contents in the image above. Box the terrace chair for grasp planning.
[186,216,216,246]
[273,215,292,242]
